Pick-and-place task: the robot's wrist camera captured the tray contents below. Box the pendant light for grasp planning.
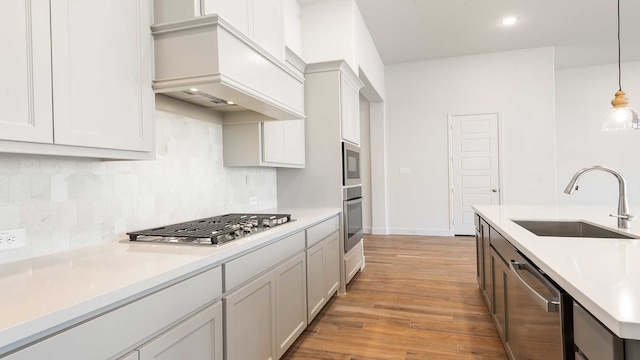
[602,0,640,131]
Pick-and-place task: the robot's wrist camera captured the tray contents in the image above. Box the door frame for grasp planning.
[447,111,504,235]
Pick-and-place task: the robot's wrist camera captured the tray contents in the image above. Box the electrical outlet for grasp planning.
[249,196,258,205]
[0,229,26,251]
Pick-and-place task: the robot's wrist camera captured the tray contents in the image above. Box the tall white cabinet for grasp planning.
[0,0,154,160]
[277,61,365,292]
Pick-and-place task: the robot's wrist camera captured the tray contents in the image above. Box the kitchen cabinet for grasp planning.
[306,230,341,322]
[306,239,327,322]
[275,253,307,358]
[0,0,154,160]
[0,0,52,144]
[203,0,284,60]
[138,302,223,360]
[223,119,305,168]
[3,267,222,360]
[224,271,277,360]
[340,73,361,146]
[475,216,492,309]
[345,240,364,284]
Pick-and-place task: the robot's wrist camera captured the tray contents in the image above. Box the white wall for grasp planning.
[283,0,302,55]
[0,96,277,265]
[555,61,640,209]
[300,0,385,100]
[359,94,372,233]
[384,47,557,235]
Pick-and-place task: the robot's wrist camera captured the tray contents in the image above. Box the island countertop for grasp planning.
[0,207,341,355]
[473,205,640,340]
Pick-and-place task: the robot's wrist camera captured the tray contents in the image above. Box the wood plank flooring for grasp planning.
[282,235,508,360]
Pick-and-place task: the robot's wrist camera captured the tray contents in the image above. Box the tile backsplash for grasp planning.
[0,104,277,264]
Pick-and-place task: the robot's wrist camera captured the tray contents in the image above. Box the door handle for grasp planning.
[492,189,498,193]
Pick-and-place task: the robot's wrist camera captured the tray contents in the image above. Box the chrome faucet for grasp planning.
[564,165,635,229]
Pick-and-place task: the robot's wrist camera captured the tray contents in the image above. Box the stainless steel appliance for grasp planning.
[127,213,291,245]
[491,229,572,359]
[342,142,361,186]
[343,186,363,253]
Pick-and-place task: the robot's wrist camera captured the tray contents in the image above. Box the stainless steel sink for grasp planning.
[512,220,635,239]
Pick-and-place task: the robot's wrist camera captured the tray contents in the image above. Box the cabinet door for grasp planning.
[340,74,360,145]
[138,302,223,360]
[481,219,492,308]
[50,0,153,152]
[275,253,307,358]
[252,0,284,59]
[224,271,277,360]
[324,231,340,298]
[0,0,52,143]
[306,240,326,323]
[262,120,305,166]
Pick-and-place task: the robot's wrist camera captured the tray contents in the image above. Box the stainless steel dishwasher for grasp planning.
[491,229,573,359]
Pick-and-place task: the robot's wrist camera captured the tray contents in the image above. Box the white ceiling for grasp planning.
[355,0,640,68]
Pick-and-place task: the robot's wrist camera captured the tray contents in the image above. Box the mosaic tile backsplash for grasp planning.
[0,108,277,264]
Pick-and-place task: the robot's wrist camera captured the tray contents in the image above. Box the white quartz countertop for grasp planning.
[0,207,341,355]
[473,205,640,340]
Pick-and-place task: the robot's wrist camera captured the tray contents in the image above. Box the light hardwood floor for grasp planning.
[282,235,508,360]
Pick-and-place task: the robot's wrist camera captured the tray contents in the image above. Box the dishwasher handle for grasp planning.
[509,259,561,313]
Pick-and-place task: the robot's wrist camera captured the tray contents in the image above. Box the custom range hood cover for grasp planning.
[151,14,305,120]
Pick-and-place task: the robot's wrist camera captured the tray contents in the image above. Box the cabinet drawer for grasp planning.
[344,240,363,284]
[5,266,222,360]
[573,302,623,360]
[224,231,305,291]
[307,216,339,247]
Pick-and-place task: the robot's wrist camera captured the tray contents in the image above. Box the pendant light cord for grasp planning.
[618,0,622,91]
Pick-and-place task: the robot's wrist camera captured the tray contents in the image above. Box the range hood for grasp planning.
[151,14,305,121]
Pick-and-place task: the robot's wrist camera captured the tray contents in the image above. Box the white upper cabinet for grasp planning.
[204,0,284,60]
[222,118,305,168]
[51,0,154,152]
[0,0,154,159]
[340,73,361,146]
[262,120,305,166]
[0,0,52,144]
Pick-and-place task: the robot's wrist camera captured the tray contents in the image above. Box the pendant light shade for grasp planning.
[602,91,640,131]
[601,0,638,131]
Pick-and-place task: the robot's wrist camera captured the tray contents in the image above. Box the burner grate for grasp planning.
[127,213,291,245]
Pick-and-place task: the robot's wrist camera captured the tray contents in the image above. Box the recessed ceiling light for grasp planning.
[189,88,199,92]
[502,17,518,25]
[226,101,235,105]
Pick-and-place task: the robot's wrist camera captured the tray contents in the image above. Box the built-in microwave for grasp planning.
[342,142,361,186]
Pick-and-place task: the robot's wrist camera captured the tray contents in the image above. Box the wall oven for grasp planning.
[342,142,361,186]
[343,186,363,253]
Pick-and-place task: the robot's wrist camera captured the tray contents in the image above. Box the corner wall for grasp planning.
[384,47,557,235]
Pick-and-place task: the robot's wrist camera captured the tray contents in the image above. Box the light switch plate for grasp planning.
[399,168,411,175]
[249,196,258,205]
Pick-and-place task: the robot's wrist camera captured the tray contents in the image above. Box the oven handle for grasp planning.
[509,259,561,313]
[345,197,362,204]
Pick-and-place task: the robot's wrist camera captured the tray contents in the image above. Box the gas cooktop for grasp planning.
[126,213,292,245]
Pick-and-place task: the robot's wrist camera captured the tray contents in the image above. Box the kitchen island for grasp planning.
[0,208,341,359]
[474,205,640,345]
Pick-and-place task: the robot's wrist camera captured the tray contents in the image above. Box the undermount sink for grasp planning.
[512,220,635,239]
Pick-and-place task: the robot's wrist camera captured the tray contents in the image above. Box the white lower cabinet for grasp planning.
[138,302,223,360]
[306,239,326,322]
[224,271,277,360]
[345,239,363,284]
[275,253,307,358]
[224,251,308,360]
[306,230,340,323]
[324,231,340,298]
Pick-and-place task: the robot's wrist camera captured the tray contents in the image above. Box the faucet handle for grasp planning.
[609,213,636,221]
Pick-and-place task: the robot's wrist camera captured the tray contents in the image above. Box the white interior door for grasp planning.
[450,113,500,235]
